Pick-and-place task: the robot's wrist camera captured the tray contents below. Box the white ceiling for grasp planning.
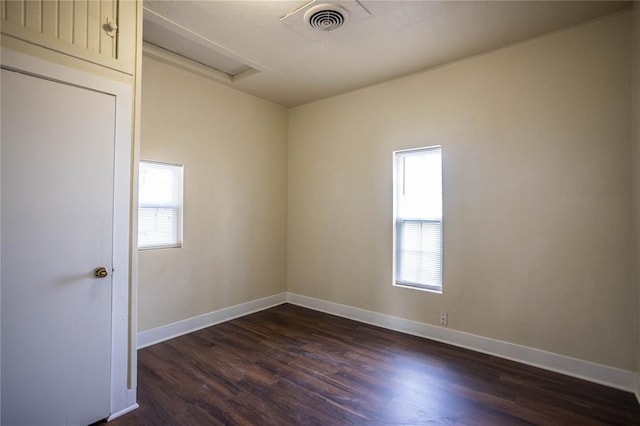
[143,1,631,107]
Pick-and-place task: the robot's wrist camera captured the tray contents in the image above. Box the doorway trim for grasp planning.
[0,47,137,419]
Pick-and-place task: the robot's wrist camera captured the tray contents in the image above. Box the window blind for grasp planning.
[138,161,183,249]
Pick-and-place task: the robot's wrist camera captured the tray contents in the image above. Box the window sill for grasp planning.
[139,244,182,251]
[394,282,442,294]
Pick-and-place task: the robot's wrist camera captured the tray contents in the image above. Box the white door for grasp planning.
[1,68,115,425]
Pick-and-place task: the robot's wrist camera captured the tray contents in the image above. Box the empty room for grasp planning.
[2,0,640,424]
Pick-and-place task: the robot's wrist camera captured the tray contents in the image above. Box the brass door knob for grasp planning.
[94,267,108,278]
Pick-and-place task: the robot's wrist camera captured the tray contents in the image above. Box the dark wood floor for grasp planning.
[111,304,640,425]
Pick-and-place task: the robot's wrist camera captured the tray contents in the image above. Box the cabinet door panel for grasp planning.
[87,0,102,54]
[24,0,41,32]
[4,0,24,25]
[73,0,88,49]
[58,0,74,44]
[0,0,135,74]
[100,0,116,58]
[41,1,58,38]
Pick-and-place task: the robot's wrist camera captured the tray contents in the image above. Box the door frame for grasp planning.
[0,47,137,419]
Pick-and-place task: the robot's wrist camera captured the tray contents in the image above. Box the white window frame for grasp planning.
[393,146,443,293]
[138,160,184,250]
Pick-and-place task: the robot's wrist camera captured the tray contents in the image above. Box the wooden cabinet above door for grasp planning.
[1,0,136,74]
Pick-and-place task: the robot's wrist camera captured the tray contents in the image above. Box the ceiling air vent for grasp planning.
[281,1,370,40]
[304,4,349,31]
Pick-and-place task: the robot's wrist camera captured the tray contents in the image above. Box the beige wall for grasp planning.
[138,55,288,331]
[288,12,634,370]
[632,3,640,390]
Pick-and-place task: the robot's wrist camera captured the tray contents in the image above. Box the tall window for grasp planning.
[138,160,183,250]
[393,146,443,292]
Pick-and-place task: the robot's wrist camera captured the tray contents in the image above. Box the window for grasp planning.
[393,146,443,292]
[138,160,183,249]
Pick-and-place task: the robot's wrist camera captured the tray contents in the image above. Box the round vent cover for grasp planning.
[304,4,349,32]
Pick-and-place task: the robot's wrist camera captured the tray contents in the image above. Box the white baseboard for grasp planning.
[137,292,287,349]
[107,387,138,421]
[126,387,137,410]
[135,291,636,393]
[286,292,636,393]
[107,402,139,422]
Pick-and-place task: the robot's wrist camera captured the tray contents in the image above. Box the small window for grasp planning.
[393,146,443,292]
[138,160,183,250]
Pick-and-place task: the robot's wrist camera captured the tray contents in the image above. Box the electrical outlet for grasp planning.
[439,312,448,326]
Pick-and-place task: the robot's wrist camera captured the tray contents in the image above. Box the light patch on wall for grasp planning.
[143,7,258,80]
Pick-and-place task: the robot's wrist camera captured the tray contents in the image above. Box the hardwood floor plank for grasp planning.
[111,304,640,425]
